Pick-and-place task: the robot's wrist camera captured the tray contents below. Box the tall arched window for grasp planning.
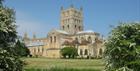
[75,37,79,44]
[42,48,44,53]
[38,48,40,53]
[88,36,92,43]
[99,49,102,55]
[75,25,77,28]
[62,26,65,30]
[67,25,69,29]
[54,36,56,42]
[50,36,52,43]
[80,49,83,55]
[84,49,88,55]
[79,26,81,30]
[75,37,78,41]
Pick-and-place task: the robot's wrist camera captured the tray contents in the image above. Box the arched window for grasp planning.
[75,25,77,28]
[67,25,69,29]
[95,37,98,41]
[54,36,56,42]
[79,26,81,30]
[99,49,102,55]
[38,48,40,53]
[88,36,92,43]
[75,37,79,44]
[75,37,78,40]
[80,49,83,55]
[62,26,65,30]
[42,48,44,53]
[50,36,52,43]
[84,49,88,55]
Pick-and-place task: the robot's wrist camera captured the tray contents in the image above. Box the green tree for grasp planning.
[15,40,30,57]
[104,22,140,71]
[0,0,23,71]
[60,47,78,58]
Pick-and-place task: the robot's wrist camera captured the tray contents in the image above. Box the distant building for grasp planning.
[23,5,105,58]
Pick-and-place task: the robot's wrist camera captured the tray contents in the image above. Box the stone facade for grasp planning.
[23,6,105,58]
[60,5,83,34]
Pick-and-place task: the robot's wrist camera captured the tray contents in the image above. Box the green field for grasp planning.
[23,58,105,71]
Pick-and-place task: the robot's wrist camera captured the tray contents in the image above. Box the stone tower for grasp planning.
[60,5,83,34]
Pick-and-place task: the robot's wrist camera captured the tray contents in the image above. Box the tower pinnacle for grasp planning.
[61,6,63,10]
[70,4,74,8]
[80,6,83,11]
[33,32,36,39]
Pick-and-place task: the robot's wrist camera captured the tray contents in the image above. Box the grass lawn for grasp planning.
[23,58,105,71]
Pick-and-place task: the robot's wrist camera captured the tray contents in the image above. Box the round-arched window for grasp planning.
[75,25,77,28]
[50,36,52,43]
[84,49,88,55]
[80,49,83,55]
[88,36,92,43]
[79,26,81,30]
[67,25,69,29]
[99,49,102,55]
[62,26,65,30]
[54,36,56,42]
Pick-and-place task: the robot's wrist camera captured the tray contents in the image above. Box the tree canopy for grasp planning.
[60,47,78,58]
[15,40,30,57]
[104,22,140,71]
[0,0,24,70]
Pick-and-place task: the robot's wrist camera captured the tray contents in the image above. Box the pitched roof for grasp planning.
[26,41,45,47]
[55,30,69,34]
[77,30,94,34]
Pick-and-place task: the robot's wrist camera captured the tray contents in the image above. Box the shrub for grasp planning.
[60,47,78,58]
[15,40,30,57]
[0,48,23,71]
[104,22,140,71]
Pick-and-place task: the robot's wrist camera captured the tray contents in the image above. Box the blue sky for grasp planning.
[5,0,140,38]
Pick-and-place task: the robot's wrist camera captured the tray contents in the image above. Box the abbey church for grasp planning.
[23,5,105,58]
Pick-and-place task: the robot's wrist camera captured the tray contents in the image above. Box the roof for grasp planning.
[77,30,95,34]
[77,30,100,36]
[48,29,69,35]
[55,30,69,34]
[26,41,45,47]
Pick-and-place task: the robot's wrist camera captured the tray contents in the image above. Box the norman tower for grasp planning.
[60,5,83,34]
